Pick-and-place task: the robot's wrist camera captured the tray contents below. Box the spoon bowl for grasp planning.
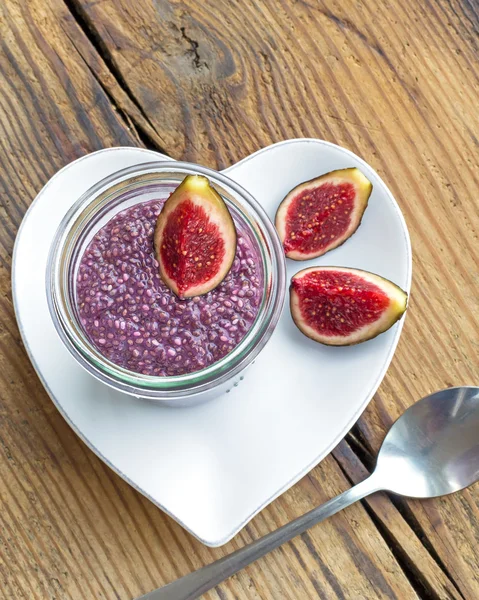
[376,386,479,498]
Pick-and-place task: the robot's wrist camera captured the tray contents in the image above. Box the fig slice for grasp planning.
[275,168,372,260]
[290,266,407,345]
[154,174,236,299]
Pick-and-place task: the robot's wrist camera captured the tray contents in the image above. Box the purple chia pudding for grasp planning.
[76,199,264,377]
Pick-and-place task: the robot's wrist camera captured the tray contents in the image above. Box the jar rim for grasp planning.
[47,161,286,399]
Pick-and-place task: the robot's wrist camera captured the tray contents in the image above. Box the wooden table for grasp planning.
[1,0,478,598]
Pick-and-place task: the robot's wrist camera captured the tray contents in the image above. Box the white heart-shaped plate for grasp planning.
[13,140,411,546]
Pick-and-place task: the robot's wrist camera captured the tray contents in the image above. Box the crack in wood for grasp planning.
[62,0,168,154]
[385,495,466,599]
[346,425,375,466]
[81,55,165,153]
[179,25,209,71]
[74,47,142,144]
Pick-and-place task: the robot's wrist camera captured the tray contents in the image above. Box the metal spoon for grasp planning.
[137,386,479,600]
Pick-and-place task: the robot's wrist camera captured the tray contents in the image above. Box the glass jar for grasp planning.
[46,162,286,406]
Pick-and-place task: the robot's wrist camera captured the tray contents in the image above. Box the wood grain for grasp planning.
[0,0,478,598]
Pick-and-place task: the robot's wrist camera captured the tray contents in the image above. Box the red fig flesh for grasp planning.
[276,168,372,260]
[154,175,236,299]
[290,266,407,345]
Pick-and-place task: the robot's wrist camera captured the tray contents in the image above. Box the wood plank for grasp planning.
[0,0,477,598]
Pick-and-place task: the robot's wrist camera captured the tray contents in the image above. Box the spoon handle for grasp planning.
[137,474,382,600]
